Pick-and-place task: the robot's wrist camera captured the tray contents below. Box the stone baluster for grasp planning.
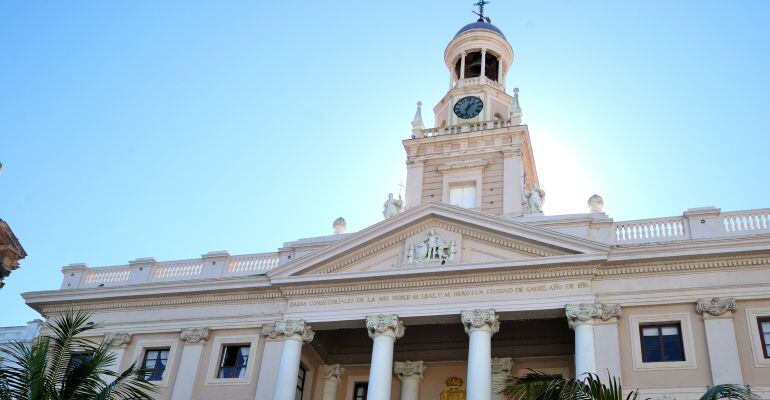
[394,360,426,400]
[462,309,500,400]
[170,328,209,400]
[491,357,513,399]
[696,297,743,384]
[565,303,622,381]
[365,314,405,400]
[263,320,315,400]
[321,364,345,400]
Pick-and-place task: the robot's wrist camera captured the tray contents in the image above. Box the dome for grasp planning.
[455,20,506,39]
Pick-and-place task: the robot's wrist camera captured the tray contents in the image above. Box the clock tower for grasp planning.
[403,5,539,218]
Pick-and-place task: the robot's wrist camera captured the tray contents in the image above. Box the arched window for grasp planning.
[454,51,501,81]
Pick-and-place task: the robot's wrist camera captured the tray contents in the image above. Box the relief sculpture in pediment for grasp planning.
[405,229,457,264]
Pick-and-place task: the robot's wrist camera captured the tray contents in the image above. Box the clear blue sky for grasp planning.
[2,1,769,326]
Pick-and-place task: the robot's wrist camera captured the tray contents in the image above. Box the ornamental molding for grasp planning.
[104,332,132,348]
[394,360,426,380]
[696,297,737,316]
[491,357,514,374]
[565,303,622,326]
[180,327,209,344]
[38,289,283,315]
[436,159,488,173]
[598,255,770,277]
[313,219,559,275]
[404,228,459,265]
[281,264,599,297]
[323,364,345,382]
[365,314,405,339]
[263,320,315,343]
[461,309,500,335]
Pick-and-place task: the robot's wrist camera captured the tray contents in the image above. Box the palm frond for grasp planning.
[699,385,759,400]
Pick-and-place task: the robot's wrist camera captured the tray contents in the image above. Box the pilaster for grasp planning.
[321,364,345,400]
[565,303,622,380]
[263,320,315,400]
[394,360,426,400]
[170,327,209,400]
[696,297,743,385]
[491,357,513,400]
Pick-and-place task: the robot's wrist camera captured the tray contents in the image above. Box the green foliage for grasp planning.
[500,370,759,400]
[0,311,156,400]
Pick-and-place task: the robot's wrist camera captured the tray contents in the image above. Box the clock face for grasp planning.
[453,96,484,119]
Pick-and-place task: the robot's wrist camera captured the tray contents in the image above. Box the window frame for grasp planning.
[140,347,171,382]
[441,168,483,211]
[638,322,686,363]
[757,316,770,359]
[130,338,179,387]
[629,312,697,371]
[204,334,259,386]
[745,308,770,368]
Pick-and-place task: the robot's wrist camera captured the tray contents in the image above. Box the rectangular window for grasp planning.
[295,364,307,400]
[759,317,770,359]
[353,382,368,400]
[66,352,93,375]
[640,323,685,362]
[449,183,476,208]
[140,348,170,382]
[217,345,250,379]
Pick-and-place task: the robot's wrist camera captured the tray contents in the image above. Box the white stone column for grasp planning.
[321,364,345,400]
[394,360,426,400]
[491,357,513,400]
[170,328,209,400]
[263,320,315,400]
[254,338,284,399]
[696,297,743,385]
[497,58,504,84]
[480,49,487,79]
[593,311,622,382]
[104,332,132,374]
[565,304,621,381]
[365,314,405,400]
[462,309,500,400]
[460,52,467,80]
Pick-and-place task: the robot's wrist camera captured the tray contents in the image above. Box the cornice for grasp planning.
[598,253,770,277]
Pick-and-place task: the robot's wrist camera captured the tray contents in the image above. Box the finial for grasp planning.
[473,0,491,22]
[588,195,604,214]
[412,101,425,132]
[333,217,347,234]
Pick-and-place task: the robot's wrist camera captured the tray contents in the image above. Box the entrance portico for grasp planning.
[263,305,620,400]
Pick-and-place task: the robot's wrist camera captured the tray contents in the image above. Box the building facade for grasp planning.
[22,13,770,400]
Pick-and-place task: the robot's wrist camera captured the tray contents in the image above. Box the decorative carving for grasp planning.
[525,184,545,214]
[406,229,456,264]
[263,320,315,343]
[394,360,426,380]
[588,194,604,213]
[440,376,466,400]
[365,314,405,339]
[180,327,209,344]
[333,217,347,235]
[105,332,131,348]
[565,303,622,326]
[491,357,513,374]
[323,364,345,382]
[461,309,500,335]
[383,193,403,219]
[696,297,736,316]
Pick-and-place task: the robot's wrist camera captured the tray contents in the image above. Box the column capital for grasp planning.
[263,320,315,343]
[565,303,622,327]
[696,297,736,317]
[323,364,345,383]
[394,360,426,381]
[461,309,500,335]
[180,327,209,344]
[105,332,132,349]
[366,314,405,339]
[491,357,513,374]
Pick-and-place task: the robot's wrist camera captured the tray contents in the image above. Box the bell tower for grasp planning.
[402,3,540,218]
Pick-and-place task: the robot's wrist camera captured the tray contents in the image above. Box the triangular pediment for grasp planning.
[269,202,607,280]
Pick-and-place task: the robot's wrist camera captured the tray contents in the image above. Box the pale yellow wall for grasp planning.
[617,304,712,388]
[731,299,770,386]
[421,151,504,215]
[191,328,260,400]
